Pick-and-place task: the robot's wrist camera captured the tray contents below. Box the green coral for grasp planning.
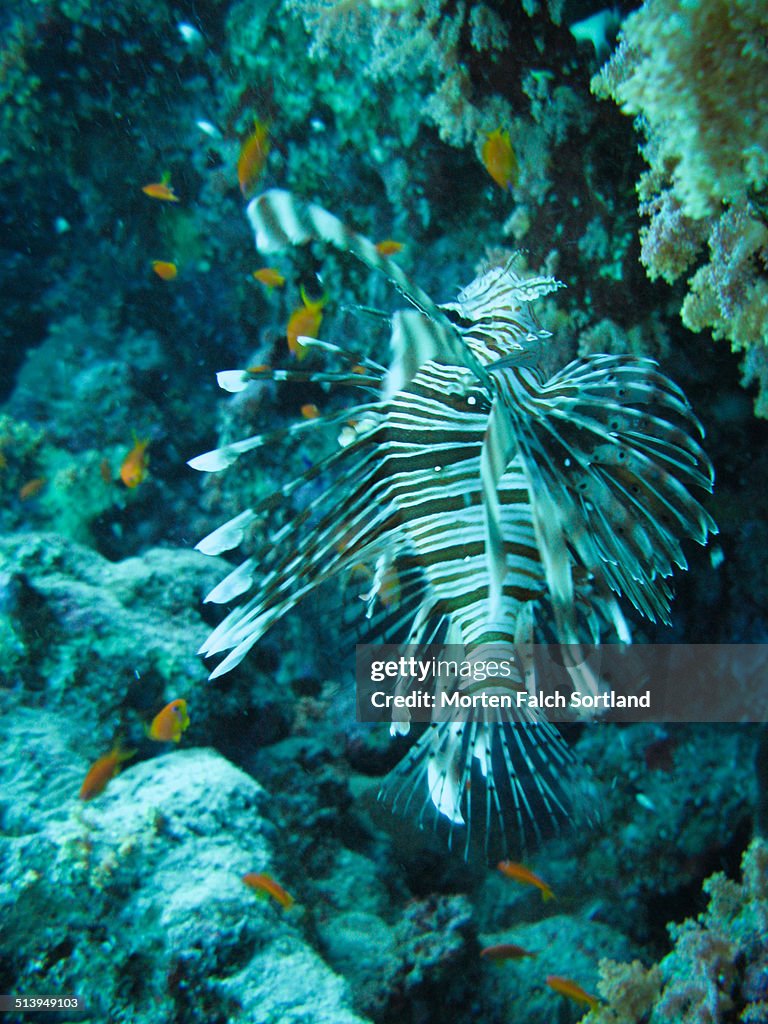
[593,0,768,415]
[612,0,767,219]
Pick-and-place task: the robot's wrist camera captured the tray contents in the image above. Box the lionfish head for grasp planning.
[440,259,564,369]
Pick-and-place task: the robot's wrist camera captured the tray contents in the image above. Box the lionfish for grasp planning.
[190,190,716,858]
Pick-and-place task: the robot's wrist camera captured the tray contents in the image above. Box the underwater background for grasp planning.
[1,0,767,1022]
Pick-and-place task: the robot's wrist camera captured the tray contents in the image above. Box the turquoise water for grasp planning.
[1,2,766,1022]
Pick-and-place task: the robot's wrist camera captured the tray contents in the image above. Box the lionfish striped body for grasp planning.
[191,190,716,858]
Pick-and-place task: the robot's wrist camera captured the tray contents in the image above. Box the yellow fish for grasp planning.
[545,975,599,1009]
[120,435,150,489]
[481,128,518,190]
[238,120,270,198]
[480,943,537,961]
[142,173,179,202]
[151,260,178,281]
[252,267,285,289]
[148,699,190,742]
[79,743,135,801]
[375,239,403,256]
[242,872,294,909]
[497,860,554,900]
[286,287,326,361]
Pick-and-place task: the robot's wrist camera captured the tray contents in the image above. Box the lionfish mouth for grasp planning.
[190,189,717,860]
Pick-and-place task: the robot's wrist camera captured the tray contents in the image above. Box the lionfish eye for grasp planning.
[441,306,474,329]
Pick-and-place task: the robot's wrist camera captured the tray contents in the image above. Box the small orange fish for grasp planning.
[18,477,46,501]
[152,260,178,281]
[242,872,294,909]
[148,699,190,743]
[142,174,179,202]
[252,267,285,289]
[480,943,537,961]
[79,743,135,801]
[286,287,326,361]
[120,436,150,489]
[545,975,599,1009]
[237,120,270,198]
[497,860,554,900]
[300,403,320,419]
[481,128,519,190]
[375,239,403,256]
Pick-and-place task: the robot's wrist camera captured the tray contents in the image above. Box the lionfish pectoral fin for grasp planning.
[495,356,717,625]
[526,479,580,644]
[195,510,258,556]
[187,433,267,472]
[427,726,467,826]
[204,558,256,603]
[479,395,520,619]
[215,370,252,393]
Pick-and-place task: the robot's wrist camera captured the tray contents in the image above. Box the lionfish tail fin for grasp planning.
[379,714,598,861]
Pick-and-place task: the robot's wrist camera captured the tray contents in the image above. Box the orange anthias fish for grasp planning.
[151,260,178,281]
[375,239,403,256]
[300,403,320,419]
[480,943,537,961]
[546,975,599,1009]
[18,477,46,501]
[242,872,294,909]
[120,436,150,489]
[79,743,135,801]
[481,128,519,190]
[252,267,285,289]
[237,120,270,198]
[497,860,555,900]
[142,173,179,202]
[286,287,326,361]
[148,699,190,743]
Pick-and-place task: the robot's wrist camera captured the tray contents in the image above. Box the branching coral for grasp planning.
[285,0,507,148]
[586,837,768,1024]
[593,0,768,415]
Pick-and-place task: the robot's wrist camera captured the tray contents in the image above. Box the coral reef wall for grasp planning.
[593,0,768,415]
